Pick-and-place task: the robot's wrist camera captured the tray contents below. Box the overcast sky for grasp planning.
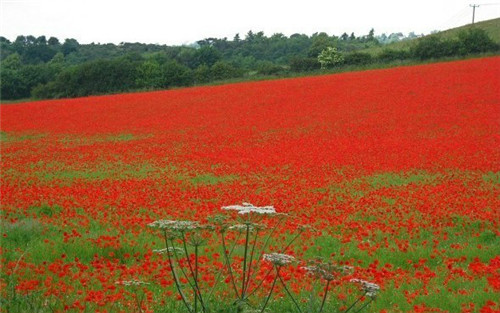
[1,0,499,45]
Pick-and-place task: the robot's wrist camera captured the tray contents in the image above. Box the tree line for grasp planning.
[0,28,497,100]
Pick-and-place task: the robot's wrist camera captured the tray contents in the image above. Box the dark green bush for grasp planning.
[256,61,284,75]
[411,36,458,60]
[210,61,242,81]
[377,49,410,62]
[343,52,372,65]
[457,28,498,55]
[289,57,320,72]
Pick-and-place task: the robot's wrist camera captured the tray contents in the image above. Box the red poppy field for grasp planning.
[1,57,500,312]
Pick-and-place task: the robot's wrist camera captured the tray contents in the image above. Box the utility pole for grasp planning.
[470,4,480,24]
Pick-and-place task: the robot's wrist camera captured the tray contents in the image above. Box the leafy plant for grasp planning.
[146,203,379,313]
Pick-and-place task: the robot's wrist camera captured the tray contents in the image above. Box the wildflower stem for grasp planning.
[134,288,144,313]
[281,229,303,253]
[255,215,286,264]
[194,244,198,313]
[343,292,367,313]
[353,298,373,313]
[244,227,260,295]
[169,239,197,293]
[260,268,279,313]
[241,223,251,299]
[180,233,206,312]
[277,270,302,313]
[206,231,241,302]
[163,230,193,313]
[246,222,301,299]
[318,280,331,313]
[221,232,239,298]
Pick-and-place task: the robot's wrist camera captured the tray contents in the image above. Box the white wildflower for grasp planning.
[115,279,150,286]
[222,203,276,215]
[148,220,200,231]
[228,224,249,231]
[263,253,295,266]
[153,247,183,255]
[350,279,380,298]
[339,265,354,274]
[301,265,335,281]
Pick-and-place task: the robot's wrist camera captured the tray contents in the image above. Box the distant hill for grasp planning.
[363,17,500,55]
[438,18,500,43]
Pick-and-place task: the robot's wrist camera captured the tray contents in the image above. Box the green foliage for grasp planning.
[2,219,43,246]
[194,64,211,84]
[189,173,238,185]
[318,47,344,69]
[61,38,79,56]
[411,28,498,60]
[377,48,410,62]
[210,61,242,81]
[308,33,335,57]
[289,57,320,72]
[162,60,193,87]
[256,61,284,75]
[343,51,373,65]
[2,52,23,69]
[1,68,29,99]
[135,59,163,89]
[3,22,499,101]
[457,28,498,55]
[33,57,139,98]
[193,46,222,67]
[482,171,500,184]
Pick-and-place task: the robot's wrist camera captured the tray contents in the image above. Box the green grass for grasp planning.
[0,98,33,105]
[41,162,156,181]
[2,205,498,312]
[367,172,439,189]
[189,174,239,186]
[0,131,47,143]
[483,171,500,184]
[316,170,441,201]
[58,133,148,145]
[438,18,500,43]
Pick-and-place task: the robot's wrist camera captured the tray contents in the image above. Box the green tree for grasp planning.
[2,53,22,70]
[343,52,372,65]
[48,37,60,46]
[210,61,242,80]
[162,60,193,87]
[193,46,221,67]
[317,47,344,69]
[136,60,163,89]
[194,64,211,83]
[457,28,498,55]
[367,28,375,42]
[1,69,28,99]
[308,33,333,57]
[62,38,79,56]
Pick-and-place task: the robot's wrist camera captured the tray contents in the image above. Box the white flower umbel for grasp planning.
[148,220,200,231]
[222,203,276,215]
[350,279,380,298]
[115,279,150,286]
[263,253,295,267]
[301,265,335,281]
[153,247,184,255]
